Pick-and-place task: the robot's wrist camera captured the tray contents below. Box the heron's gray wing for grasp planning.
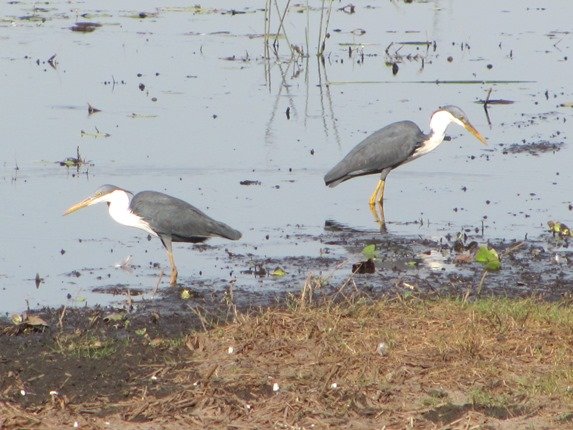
[324,121,426,187]
[130,191,241,243]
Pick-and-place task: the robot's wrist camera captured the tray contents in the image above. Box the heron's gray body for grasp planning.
[324,121,428,187]
[130,190,242,244]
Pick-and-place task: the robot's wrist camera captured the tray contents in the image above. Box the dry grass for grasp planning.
[1,292,573,429]
[123,295,573,428]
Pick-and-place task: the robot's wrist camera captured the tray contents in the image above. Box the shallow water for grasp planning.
[1,0,571,314]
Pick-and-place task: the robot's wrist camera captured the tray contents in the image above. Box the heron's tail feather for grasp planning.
[324,165,350,188]
[211,221,242,241]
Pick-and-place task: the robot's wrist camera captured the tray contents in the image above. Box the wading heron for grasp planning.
[64,184,242,285]
[324,105,486,224]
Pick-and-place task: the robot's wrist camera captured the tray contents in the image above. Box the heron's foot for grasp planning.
[369,180,386,207]
[169,269,178,286]
[368,190,378,207]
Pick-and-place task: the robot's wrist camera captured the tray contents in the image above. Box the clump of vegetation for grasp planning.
[1,291,571,428]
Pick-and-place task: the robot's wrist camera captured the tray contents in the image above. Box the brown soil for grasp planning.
[2,286,573,429]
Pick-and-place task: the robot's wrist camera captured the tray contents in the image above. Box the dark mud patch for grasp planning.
[70,22,102,32]
[318,221,573,300]
[91,286,146,296]
[501,140,564,155]
[423,403,530,424]
[0,307,205,409]
[239,179,262,186]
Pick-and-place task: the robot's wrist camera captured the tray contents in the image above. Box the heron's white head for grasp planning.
[63,185,133,215]
[429,105,487,144]
[64,184,156,235]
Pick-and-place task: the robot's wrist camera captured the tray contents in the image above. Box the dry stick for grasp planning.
[58,305,67,330]
[462,287,471,304]
[317,0,325,55]
[264,0,271,47]
[320,363,341,393]
[272,0,295,58]
[483,87,493,126]
[191,306,209,332]
[476,270,488,296]
[125,288,133,310]
[202,364,219,388]
[504,241,525,255]
[318,0,334,56]
[305,0,310,56]
[264,0,272,86]
[152,270,164,296]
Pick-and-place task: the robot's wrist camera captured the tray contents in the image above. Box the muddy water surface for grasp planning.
[1,0,572,314]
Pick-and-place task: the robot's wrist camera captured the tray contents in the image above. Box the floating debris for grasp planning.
[221,52,251,62]
[70,22,101,32]
[47,54,57,69]
[239,180,262,186]
[129,113,158,119]
[58,146,92,171]
[339,4,355,14]
[114,255,133,273]
[87,103,101,115]
[35,273,44,288]
[477,98,514,105]
[80,126,111,138]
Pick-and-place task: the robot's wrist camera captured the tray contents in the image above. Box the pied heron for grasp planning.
[64,184,241,285]
[324,105,486,224]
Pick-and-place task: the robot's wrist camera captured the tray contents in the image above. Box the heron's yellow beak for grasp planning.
[63,196,97,216]
[463,121,487,145]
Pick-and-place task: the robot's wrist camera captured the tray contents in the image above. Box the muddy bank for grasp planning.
[1,293,572,429]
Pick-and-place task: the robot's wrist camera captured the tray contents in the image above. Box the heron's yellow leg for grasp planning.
[368,180,386,207]
[166,249,178,286]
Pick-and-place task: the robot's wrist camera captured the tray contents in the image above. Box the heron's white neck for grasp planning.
[413,110,459,158]
[106,190,156,236]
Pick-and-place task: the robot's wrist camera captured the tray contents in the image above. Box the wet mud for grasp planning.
[59,221,572,317]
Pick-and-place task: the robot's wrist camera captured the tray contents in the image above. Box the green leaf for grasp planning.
[271,267,286,277]
[103,312,125,322]
[362,244,378,260]
[475,246,501,271]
